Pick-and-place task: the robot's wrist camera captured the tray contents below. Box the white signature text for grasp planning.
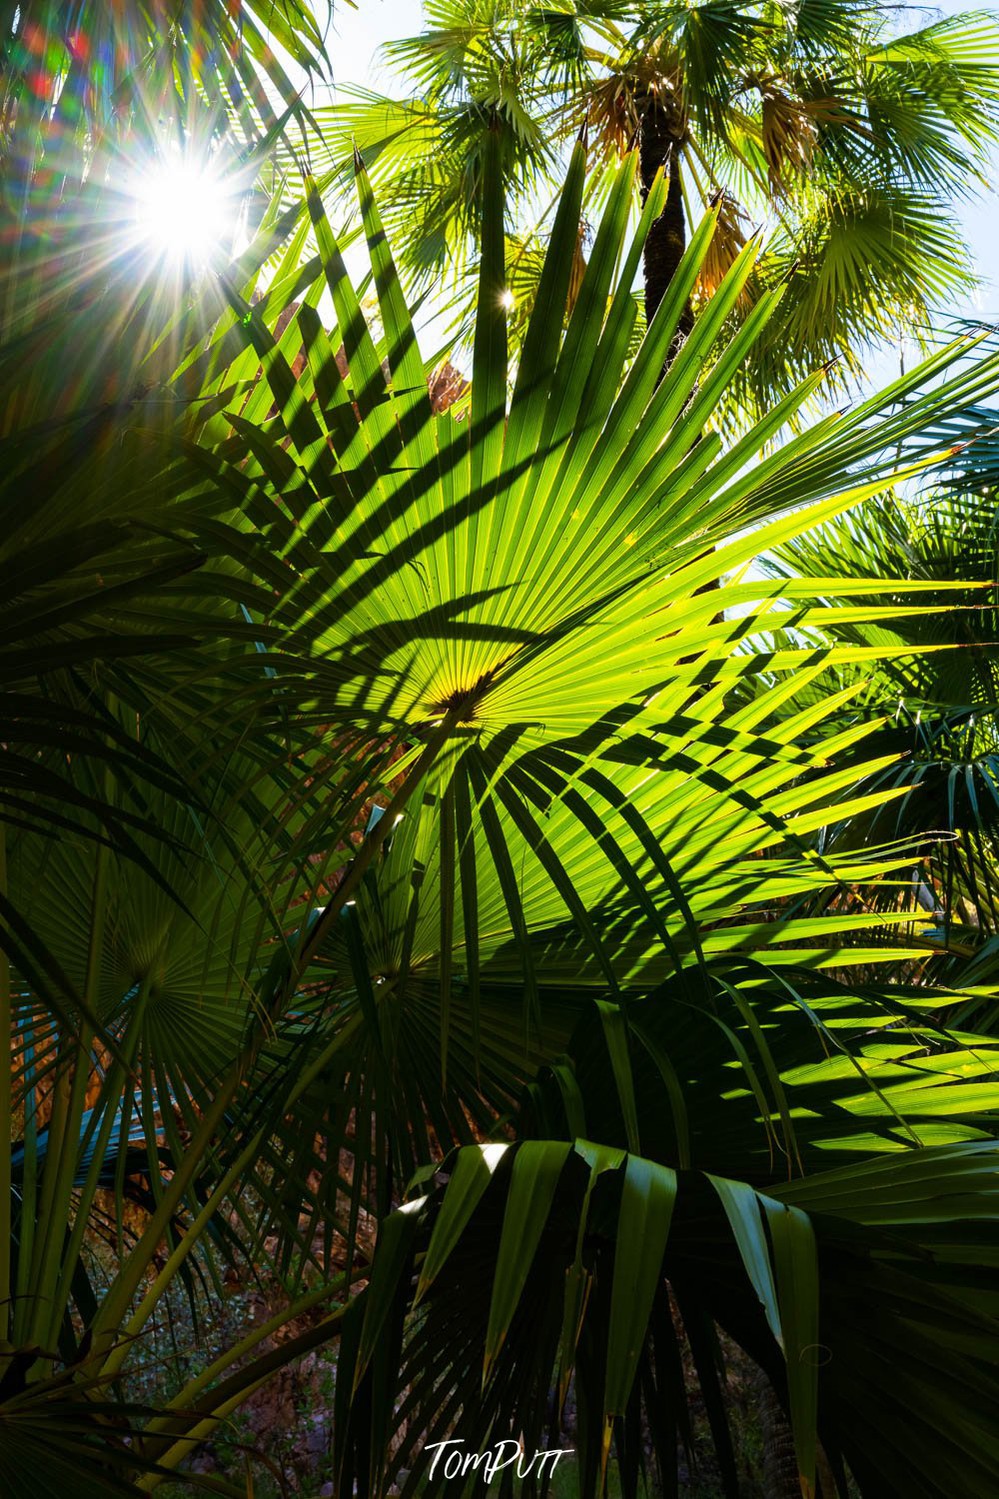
[424,1439,574,1484]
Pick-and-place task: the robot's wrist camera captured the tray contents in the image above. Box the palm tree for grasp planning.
[761,454,999,998]
[144,149,999,1493]
[8,62,999,1496]
[308,0,999,415]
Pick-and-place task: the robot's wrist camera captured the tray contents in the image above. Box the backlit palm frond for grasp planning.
[159,142,999,1306]
[720,184,976,419]
[762,489,999,943]
[6,95,999,1492]
[848,12,999,193]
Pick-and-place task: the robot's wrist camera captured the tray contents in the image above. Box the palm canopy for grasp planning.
[305,0,999,416]
[7,89,999,1497]
[161,143,999,1499]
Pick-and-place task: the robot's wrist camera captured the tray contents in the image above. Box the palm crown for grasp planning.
[310,0,999,416]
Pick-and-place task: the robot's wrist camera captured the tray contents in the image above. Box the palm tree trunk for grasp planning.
[757,1374,802,1499]
[638,98,692,338]
[639,96,714,618]
[754,1367,841,1499]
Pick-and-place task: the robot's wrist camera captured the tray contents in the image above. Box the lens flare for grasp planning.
[128,155,236,268]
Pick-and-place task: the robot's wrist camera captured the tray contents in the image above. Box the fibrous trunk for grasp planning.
[638,96,692,339]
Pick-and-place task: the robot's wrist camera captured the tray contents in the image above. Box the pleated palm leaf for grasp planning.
[139,147,999,1499]
[0,415,275,1020]
[184,136,999,1013]
[336,1134,999,1499]
[1,729,377,1492]
[7,140,999,1494]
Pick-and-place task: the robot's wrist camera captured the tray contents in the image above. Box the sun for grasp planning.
[127,152,239,268]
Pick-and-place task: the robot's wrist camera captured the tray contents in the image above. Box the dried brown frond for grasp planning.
[697,190,751,298]
[428,360,470,413]
[577,46,684,160]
